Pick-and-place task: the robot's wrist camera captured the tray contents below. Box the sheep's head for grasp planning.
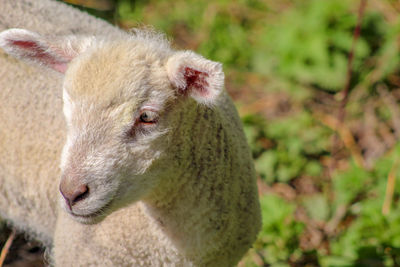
[0,29,224,223]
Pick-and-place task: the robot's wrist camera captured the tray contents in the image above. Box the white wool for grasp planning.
[0,0,261,266]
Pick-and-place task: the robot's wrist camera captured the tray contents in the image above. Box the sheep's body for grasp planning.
[0,0,261,266]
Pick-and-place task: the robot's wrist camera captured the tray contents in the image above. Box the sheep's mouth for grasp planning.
[70,200,113,224]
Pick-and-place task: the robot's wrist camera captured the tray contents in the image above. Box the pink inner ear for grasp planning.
[182,67,209,97]
[10,40,38,49]
[10,39,51,60]
[8,39,68,73]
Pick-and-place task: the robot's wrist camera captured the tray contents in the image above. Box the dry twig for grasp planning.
[325,204,348,236]
[337,0,367,122]
[331,0,367,169]
[0,228,16,267]
[382,156,400,215]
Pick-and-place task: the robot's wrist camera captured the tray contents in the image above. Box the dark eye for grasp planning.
[139,110,158,124]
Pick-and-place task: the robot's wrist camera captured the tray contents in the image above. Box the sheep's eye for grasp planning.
[139,110,158,124]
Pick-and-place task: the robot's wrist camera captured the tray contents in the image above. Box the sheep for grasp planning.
[0,0,261,266]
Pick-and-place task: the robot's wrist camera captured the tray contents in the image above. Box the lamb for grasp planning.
[0,0,261,266]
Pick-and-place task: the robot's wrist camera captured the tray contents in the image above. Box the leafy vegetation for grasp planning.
[2,0,400,266]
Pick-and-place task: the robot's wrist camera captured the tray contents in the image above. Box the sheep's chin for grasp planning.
[70,212,106,224]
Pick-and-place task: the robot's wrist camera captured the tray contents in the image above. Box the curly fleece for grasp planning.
[0,0,261,266]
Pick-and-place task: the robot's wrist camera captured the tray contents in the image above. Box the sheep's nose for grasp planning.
[59,182,89,209]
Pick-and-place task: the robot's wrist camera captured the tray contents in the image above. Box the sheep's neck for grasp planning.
[143,103,238,263]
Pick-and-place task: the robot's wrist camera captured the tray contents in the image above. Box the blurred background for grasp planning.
[1,0,400,266]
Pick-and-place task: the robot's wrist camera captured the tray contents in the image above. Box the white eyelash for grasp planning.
[140,105,160,112]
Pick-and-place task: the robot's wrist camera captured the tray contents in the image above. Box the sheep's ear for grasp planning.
[166,51,224,104]
[0,29,94,73]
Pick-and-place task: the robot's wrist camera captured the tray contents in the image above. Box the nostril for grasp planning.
[71,184,89,206]
[60,180,90,209]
